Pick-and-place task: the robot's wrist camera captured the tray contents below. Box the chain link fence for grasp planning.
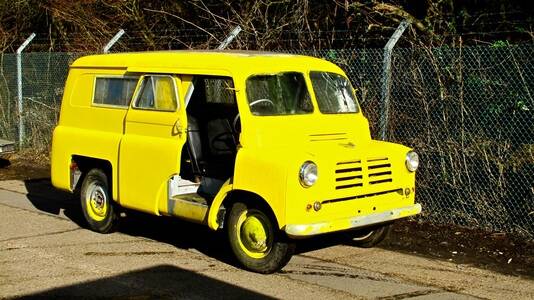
[388,46,533,237]
[0,52,82,150]
[0,45,532,237]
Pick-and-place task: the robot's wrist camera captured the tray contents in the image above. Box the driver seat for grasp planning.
[186,115,205,175]
[186,116,236,179]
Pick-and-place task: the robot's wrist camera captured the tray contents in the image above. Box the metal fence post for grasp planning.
[217,26,242,50]
[379,20,410,140]
[103,29,125,53]
[16,33,36,147]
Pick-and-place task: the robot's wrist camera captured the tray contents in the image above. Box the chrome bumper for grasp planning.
[284,203,422,238]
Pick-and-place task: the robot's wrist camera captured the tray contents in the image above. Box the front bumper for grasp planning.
[284,203,421,238]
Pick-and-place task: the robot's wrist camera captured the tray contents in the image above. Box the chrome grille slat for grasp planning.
[368,163,391,170]
[336,183,363,189]
[337,160,361,165]
[336,175,363,182]
[369,171,392,177]
[369,178,393,184]
[368,175,392,182]
[335,167,362,173]
[367,157,388,162]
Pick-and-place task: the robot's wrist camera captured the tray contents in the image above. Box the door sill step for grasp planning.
[172,193,208,206]
[167,193,208,224]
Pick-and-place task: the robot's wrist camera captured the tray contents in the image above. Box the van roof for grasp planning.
[71,50,343,73]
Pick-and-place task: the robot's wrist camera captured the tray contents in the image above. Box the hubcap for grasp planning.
[241,215,268,252]
[86,183,108,221]
[237,209,273,258]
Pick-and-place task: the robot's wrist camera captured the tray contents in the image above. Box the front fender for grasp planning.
[231,147,290,229]
[207,179,233,230]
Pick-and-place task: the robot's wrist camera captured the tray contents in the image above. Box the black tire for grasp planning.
[227,202,295,274]
[80,168,118,233]
[350,223,392,248]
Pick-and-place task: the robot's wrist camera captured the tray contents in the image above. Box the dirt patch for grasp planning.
[384,219,534,278]
[0,153,50,181]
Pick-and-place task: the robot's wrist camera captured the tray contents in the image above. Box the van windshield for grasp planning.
[246,72,313,116]
[310,72,359,114]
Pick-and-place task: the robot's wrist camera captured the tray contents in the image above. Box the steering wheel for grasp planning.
[233,98,275,132]
[249,98,275,107]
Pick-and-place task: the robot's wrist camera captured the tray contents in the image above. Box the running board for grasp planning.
[168,194,209,224]
[167,194,226,228]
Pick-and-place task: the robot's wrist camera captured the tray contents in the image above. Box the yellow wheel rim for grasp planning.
[236,208,273,259]
[85,182,108,222]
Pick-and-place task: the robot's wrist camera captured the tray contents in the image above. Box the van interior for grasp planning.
[179,76,240,201]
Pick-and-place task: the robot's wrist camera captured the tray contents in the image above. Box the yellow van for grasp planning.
[51,51,421,273]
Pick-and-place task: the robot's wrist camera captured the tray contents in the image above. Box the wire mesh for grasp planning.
[386,46,534,237]
[0,45,532,237]
[0,52,85,150]
[0,53,17,141]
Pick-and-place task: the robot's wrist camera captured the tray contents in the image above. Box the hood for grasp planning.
[242,113,373,150]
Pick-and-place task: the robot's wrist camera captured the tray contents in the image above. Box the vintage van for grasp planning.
[51,51,421,273]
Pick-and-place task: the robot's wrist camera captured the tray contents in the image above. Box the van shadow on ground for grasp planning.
[21,179,354,269]
[22,178,237,267]
[21,178,534,279]
[20,264,275,299]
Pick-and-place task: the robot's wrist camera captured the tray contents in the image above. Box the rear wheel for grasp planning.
[350,223,392,248]
[80,168,118,233]
[227,202,294,273]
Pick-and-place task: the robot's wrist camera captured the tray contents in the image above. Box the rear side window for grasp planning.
[93,77,138,107]
[134,75,178,111]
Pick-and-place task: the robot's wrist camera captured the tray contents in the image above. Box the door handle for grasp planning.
[173,120,184,136]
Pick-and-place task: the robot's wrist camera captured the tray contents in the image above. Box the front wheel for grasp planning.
[227,202,294,273]
[80,168,119,233]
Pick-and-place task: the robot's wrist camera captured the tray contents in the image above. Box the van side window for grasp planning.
[93,77,138,107]
[204,78,236,105]
[135,76,178,111]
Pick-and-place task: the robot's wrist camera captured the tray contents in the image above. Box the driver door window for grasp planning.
[134,75,178,111]
[246,72,313,115]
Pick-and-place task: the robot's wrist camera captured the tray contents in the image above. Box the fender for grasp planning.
[207,179,233,230]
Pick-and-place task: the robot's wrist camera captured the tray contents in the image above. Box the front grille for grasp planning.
[367,157,393,185]
[335,157,393,190]
[335,160,363,190]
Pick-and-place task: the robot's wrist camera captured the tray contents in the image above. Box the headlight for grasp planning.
[405,151,419,172]
[299,161,318,187]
